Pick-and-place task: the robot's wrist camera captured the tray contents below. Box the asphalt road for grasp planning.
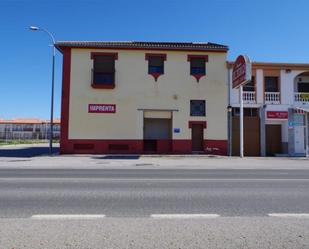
[1,168,309,218]
[1,165,309,248]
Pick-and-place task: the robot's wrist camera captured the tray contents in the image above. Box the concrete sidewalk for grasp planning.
[0,145,309,170]
[0,143,308,169]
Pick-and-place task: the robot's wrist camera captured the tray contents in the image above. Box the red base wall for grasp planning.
[61,139,227,155]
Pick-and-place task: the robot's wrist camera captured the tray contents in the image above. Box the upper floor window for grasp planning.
[145,53,166,81]
[190,100,206,116]
[243,76,255,92]
[187,55,208,82]
[265,76,279,92]
[12,124,22,131]
[298,82,309,93]
[91,52,118,89]
[23,124,33,131]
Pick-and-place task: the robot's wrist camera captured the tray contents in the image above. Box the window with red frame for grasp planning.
[91,54,117,88]
[145,53,166,81]
[188,55,208,82]
[148,56,164,74]
[190,58,206,75]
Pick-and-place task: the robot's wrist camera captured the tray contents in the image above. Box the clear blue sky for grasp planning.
[1,0,308,119]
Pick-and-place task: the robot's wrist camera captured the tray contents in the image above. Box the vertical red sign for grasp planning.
[232,55,251,89]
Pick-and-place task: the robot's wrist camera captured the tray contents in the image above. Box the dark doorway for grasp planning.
[143,118,172,153]
[191,124,204,152]
[266,124,282,156]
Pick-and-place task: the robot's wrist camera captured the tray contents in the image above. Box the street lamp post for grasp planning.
[30,26,55,155]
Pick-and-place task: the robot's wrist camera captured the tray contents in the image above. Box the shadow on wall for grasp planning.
[0,146,60,158]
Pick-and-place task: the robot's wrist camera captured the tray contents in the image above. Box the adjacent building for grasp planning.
[0,118,61,140]
[56,41,229,154]
[228,62,309,156]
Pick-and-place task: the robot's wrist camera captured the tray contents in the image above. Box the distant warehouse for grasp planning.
[56,41,229,154]
[0,118,60,140]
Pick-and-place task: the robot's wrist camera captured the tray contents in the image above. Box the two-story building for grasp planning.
[228,62,309,156]
[56,41,229,155]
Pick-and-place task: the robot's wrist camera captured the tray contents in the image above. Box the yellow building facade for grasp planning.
[56,41,228,154]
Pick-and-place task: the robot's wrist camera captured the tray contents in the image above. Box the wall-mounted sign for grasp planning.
[232,55,251,89]
[173,128,180,133]
[267,111,288,119]
[88,104,116,113]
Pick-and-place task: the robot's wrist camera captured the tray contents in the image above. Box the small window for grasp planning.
[265,77,279,92]
[190,58,206,75]
[23,125,33,131]
[190,100,206,116]
[298,82,309,93]
[243,76,255,92]
[148,56,164,74]
[93,56,115,85]
[145,53,166,81]
[91,53,118,88]
[187,55,208,82]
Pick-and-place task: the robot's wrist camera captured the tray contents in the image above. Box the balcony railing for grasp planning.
[265,92,280,104]
[242,91,256,104]
[294,92,309,104]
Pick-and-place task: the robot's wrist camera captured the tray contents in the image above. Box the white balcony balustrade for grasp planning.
[265,92,280,104]
[242,91,256,104]
[294,92,309,105]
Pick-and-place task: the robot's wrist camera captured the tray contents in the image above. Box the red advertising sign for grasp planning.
[267,111,288,119]
[232,55,251,89]
[88,104,116,113]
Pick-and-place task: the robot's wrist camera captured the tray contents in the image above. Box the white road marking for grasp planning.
[31,214,106,219]
[1,178,309,182]
[268,213,309,218]
[150,214,220,219]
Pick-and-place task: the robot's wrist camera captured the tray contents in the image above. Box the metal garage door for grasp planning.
[143,111,172,152]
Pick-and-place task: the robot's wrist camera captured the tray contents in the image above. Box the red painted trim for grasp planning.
[58,46,227,53]
[62,140,144,154]
[149,72,162,82]
[145,53,166,81]
[188,121,207,129]
[187,55,208,82]
[145,53,167,61]
[192,73,206,82]
[172,140,192,153]
[187,55,209,62]
[204,140,227,155]
[60,48,71,154]
[91,83,115,89]
[90,52,118,60]
[60,139,227,155]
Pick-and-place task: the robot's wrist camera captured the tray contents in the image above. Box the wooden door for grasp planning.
[266,124,282,156]
[191,124,204,151]
[232,116,260,156]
